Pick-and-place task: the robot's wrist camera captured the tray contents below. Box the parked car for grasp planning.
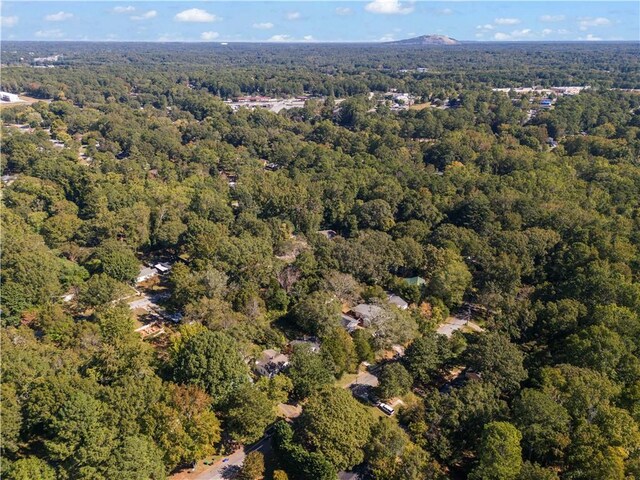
[378,403,395,415]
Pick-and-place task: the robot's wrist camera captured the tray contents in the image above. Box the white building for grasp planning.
[154,263,172,273]
[387,294,409,310]
[0,91,20,103]
[136,266,159,284]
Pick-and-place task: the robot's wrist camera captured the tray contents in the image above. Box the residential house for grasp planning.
[387,293,408,310]
[136,266,159,284]
[255,349,290,377]
[0,91,20,103]
[341,314,360,333]
[351,304,384,327]
[154,262,172,274]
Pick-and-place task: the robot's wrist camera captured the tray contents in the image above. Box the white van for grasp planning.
[378,403,395,415]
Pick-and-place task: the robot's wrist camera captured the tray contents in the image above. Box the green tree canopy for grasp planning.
[377,363,413,400]
[225,384,276,444]
[172,330,249,406]
[465,333,527,393]
[287,344,335,401]
[296,387,375,471]
[91,239,139,283]
[470,422,523,480]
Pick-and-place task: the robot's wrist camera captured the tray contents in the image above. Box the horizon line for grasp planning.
[3,39,639,44]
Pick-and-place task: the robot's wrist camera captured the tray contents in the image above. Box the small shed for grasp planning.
[403,276,426,286]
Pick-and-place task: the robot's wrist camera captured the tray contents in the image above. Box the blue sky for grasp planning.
[1,1,638,42]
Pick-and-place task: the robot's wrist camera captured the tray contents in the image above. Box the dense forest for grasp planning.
[1,42,639,480]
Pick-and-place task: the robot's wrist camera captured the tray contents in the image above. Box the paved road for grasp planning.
[437,316,483,337]
[191,437,272,480]
[345,370,379,389]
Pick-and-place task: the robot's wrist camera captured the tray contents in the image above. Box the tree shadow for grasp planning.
[221,464,241,479]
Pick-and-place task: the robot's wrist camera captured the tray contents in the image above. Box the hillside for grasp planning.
[389,34,460,45]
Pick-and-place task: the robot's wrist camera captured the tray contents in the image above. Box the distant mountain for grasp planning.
[389,35,460,46]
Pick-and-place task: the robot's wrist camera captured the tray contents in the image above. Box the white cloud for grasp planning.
[578,17,611,31]
[45,11,73,22]
[112,6,135,14]
[494,18,521,25]
[365,0,414,15]
[541,28,553,36]
[475,33,485,38]
[268,34,292,42]
[581,33,602,41]
[286,12,301,20]
[511,29,533,37]
[35,29,65,39]
[379,33,395,41]
[335,7,352,16]
[175,8,220,23]
[476,24,494,30]
[0,16,18,27]
[539,15,565,22]
[131,10,157,21]
[303,35,314,41]
[200,31,219,41]
[436,8,454,15]
[253,22,274,29]
[557,29,570,35]
[494,29,533,41]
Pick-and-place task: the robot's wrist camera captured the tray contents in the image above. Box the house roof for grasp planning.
[154,262,171,273]
[272,353,289,364]
[403,276,426,286]
[137,266,158,281]
[261,349,279,360]
[256,349,289,367]
[387,294,408,309]
[352,304,383,320]
[341,314,360,332]
[338,472,360,480]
